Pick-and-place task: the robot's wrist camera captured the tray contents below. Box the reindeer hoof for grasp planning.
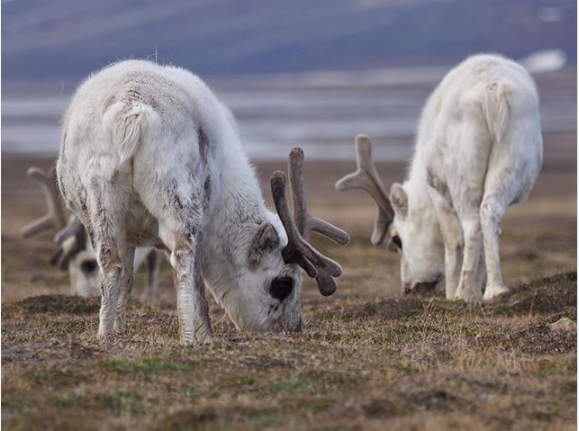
[483,284,508,301]
[455,285,482,303]
[179,330,196,347]
[97,331,115,349]
[114,324,126,335]
[194,323,214,347]
[196,332,214,347]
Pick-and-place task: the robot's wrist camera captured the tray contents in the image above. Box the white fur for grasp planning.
[388,54,542,301]
[57,60,302,345]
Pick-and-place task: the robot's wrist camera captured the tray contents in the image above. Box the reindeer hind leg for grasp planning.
[115,245,135,333]
[82,181,132,341]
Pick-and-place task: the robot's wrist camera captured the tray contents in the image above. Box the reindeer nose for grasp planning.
[414,281,438,294]
[80,259,98,274]
[404,281,438,295]
[269,276,294,301]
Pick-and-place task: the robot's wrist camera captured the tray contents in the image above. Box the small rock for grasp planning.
[549,317,577,332]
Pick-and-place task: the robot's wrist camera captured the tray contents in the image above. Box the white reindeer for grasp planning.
[56,60,349,345]
[337,54,542,302]
[21,165,162,300]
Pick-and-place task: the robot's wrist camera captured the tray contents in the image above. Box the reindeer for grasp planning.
[56,60,349,346]
[337,54,542,302]
[22,165,162,301]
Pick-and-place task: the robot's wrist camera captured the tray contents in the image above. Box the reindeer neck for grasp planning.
[406,152,436,215]
[200,134,269,302]
[209,138,267,237]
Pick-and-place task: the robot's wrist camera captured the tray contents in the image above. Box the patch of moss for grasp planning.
[103,357,193,375]
[100,390,143,417]
[49,389,89,408]
[26,368,87,389]
[266,370,360,395]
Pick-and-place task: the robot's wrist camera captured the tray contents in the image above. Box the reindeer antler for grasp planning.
[287,148,350,295]
[288,148,350,245]
[50,217,88,270]
[335,134,394,245]
[21,164,89,271]
[271,148,350,296]
[21,166,67,238]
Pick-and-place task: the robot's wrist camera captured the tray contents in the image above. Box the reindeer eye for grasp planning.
[269,276,294,302]
[392,235,402,250]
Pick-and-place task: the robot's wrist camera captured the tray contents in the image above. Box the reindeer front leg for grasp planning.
[169,231,212,347]
[170,233,197,345]
[427,186,463,299]
[194,237,213,345]
[426,172,464,299]
[97,247,123,340]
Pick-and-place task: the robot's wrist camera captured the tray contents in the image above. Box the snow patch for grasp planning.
[521,49,567,74]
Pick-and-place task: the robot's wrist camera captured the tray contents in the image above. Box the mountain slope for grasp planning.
[2,0,576,79]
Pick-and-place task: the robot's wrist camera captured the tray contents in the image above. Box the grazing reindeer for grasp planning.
[56,60,348,345]
[22,165,162,300]
[337,54,542,302]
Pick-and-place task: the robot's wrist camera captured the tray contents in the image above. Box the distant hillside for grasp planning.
[2,0,576,80]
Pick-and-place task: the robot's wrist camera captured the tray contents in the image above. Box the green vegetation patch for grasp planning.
[266,370,363,395]
[49,388,89,409]
[100,390,144,417]
[103,357,194,375]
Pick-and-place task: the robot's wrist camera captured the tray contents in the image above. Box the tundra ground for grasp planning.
[2,132,576,430]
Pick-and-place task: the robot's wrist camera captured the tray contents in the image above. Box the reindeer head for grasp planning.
[21,166,100,297]
[336,135,443,295]
[214,148,350,332]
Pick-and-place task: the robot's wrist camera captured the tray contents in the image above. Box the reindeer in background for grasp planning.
[337,54,542,302]
[21,165,161,302]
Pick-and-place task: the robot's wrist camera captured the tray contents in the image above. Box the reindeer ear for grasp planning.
[390,183,408,218]
[248,222,280,269]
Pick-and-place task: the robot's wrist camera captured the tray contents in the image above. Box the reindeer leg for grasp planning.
[427,182,463,300]
[115,245,135,333]
[151,188,208,346]
[144,249,161,305]
[133,145,212,345]
[455,214,483,303]
[451,182,484,303]
[193,233,212,345]
[169,231,198,346]
[480,196,508,300]
[165,229,212,347]
[83,184,128,341]
[94,233,123,341]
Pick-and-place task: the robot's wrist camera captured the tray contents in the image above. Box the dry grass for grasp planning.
[2,273,576,430]
[2,134,577,430]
